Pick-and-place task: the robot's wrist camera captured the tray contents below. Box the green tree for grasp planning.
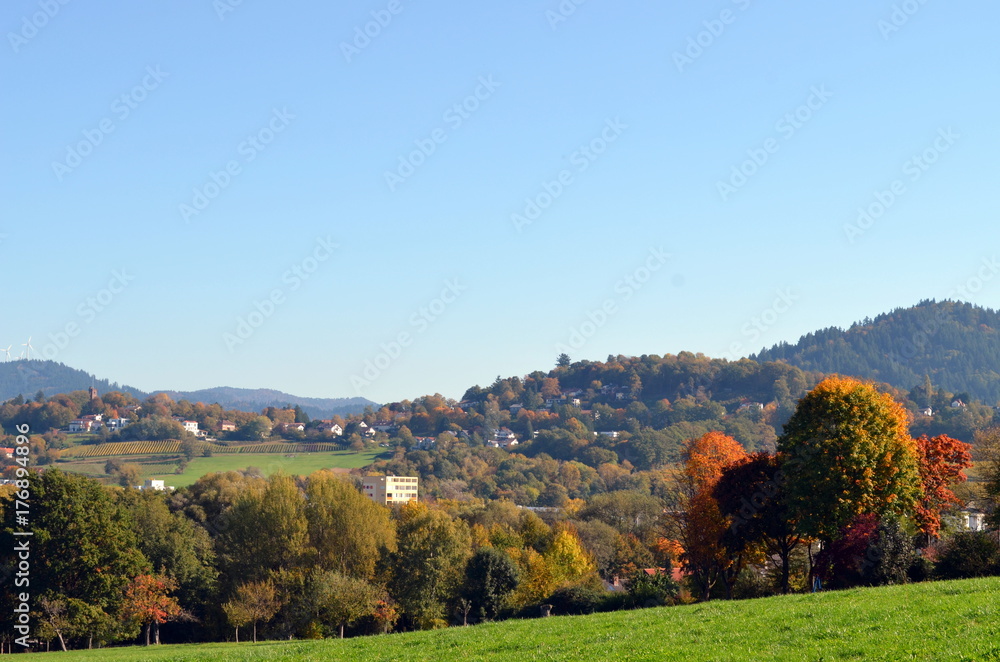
[120,490,218,626]
[239,416,273,441]
[307,570,381,638]
[3,470,149,645]
[305,471,396,579]
[462,547,519,621]
[777,376,921,542]
[388,502,472,629]
[218,473,308,587]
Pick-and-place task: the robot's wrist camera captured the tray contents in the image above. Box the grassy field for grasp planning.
[144,450,386,487]
[42,577,1000,661]
[54,450,386,488]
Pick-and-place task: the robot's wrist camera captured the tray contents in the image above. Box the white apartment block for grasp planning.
[362,475,419,505]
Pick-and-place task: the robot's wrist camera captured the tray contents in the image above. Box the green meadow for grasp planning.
[45,576,1000,661]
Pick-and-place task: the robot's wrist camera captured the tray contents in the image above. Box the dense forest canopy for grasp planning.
[753,300,1000,404]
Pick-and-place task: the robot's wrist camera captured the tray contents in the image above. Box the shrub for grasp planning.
[860,518,916,587]
[624,569,679,608]
[935,532,1000,579]
[546,585,606,615]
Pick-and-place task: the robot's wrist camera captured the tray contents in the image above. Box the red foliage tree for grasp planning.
[914,434,973,538]
[812,513,878,589]
[122,574,183,646]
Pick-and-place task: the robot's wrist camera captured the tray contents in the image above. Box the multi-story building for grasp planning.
[362,475,419,505]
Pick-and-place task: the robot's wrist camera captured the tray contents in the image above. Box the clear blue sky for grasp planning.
[2,0,998,404]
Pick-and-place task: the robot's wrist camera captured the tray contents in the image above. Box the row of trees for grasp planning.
[668,376,977,598]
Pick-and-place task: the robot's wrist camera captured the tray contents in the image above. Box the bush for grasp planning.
[860,518,916,587]
[624,569,679,608]
[546,585,606,615]
[935,532,1000,579]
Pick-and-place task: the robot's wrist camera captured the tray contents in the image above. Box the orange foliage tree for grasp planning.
[674,431,746,600]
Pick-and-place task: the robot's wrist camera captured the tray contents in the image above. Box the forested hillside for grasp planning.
[753,300,1000,403]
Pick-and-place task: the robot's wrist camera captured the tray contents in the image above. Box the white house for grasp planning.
[317,421,344,436]
[105,418,131,430]
[139,479,173,491]
[69,415,103,433]
[490,428,519,449]
[961,506,987,531]
[596,431,620,440]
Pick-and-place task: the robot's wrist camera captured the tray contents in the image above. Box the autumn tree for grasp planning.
[913,434,972,538]
[777,376,921,542]
[713,453,804,594]
[122,574,184,646]
[672,431,746,599]
[223,580,281,643]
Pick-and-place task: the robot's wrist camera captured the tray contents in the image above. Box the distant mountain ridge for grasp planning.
[0,361,377,419]
[153,387,375,419]
[752,300,1000,403]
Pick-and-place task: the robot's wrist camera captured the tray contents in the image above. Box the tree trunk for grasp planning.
[339,623,345,639]
[144,623,150,647]
[235,626,239,643]
[253,622,257,644]
[88,635,93,649]
[781,550,791,595]
[56,632,67,652]
[154,620,160,645]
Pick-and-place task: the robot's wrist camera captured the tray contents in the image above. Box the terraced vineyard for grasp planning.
[212,442,342,454]
[63,440,182,457]
[62,440,344,458]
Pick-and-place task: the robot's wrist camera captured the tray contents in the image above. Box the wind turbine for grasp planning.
[1,345,10,361]
[21,337,33,360]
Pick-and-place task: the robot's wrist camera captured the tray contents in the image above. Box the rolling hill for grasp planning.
[0,361,376,418]
[49,577,1000,661]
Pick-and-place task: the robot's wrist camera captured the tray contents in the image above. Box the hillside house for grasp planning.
[414,437,437,451]
[139,479,173,491]
[490,428,519,449]
[219,420,237,432]
[69,414,103,433]
[316,421,344,436]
